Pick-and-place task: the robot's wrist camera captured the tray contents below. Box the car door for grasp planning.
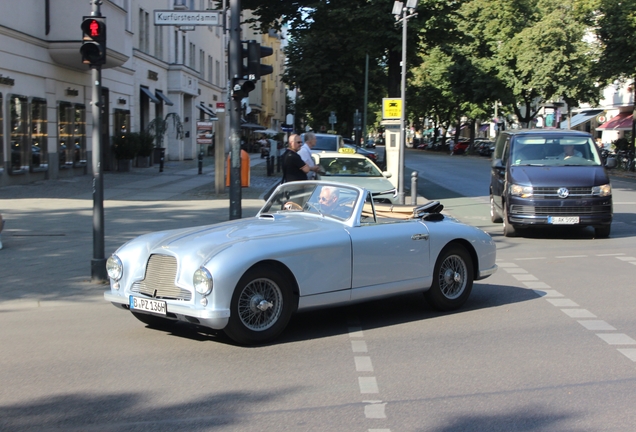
[347,220,431,301]
[490,135,510,214]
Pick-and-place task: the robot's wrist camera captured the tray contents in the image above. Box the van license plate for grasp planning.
[129,296,167,315]
[548,216,579,225]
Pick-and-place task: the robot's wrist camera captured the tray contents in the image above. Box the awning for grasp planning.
[140,86,160,104]
[559,109,603,128]
[198,103,217,119]
[479,123,490,132]
[255,128,281,135]
[241,122,265,130]
[155,90,174,106]
[596,112,633,131]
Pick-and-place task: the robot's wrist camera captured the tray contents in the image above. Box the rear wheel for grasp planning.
[425,244,474,311]
[503,206,517,237]
[490,195,502,223]
[224,265,295,345]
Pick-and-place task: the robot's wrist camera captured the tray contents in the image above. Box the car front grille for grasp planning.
[131,254,192,301]
[510,204,611,216]
[532,187,593,198]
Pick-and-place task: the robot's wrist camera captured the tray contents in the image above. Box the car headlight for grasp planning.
[193,267,213,296]
[106,255,123,281]
[510,184,533,198]
[592,184,611,197]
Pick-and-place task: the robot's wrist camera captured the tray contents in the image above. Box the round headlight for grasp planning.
[106,255,123,281]
[193,267,213,296]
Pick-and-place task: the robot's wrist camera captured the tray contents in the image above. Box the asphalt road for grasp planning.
[2,150,636,431]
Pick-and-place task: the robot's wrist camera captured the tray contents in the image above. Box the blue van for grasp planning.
[490,129,616,238]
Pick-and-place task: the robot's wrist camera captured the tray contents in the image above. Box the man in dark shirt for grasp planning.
[282,134,312,182]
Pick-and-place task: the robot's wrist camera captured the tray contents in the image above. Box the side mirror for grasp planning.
[605,157,617,169]
[491,158,505,169]
[383,171,392,179]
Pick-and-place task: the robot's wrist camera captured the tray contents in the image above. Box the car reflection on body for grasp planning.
[104,181,497,345]
[314,149,397,204]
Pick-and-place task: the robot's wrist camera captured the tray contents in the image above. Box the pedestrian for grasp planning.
[282,134,311,183]
[449,140,455,155]
[298,132,321,179]
[0,213,4,250]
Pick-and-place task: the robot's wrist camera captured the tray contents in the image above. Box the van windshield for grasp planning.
[510,135,601,166]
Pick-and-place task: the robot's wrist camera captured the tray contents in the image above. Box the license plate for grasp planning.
[548,216,580,225]
[129,296,167,315]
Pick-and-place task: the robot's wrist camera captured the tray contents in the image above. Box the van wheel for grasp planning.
[594,225,611,238]
[503,207,517,237]
[490,195,502,223]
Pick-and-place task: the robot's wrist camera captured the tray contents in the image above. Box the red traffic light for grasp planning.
[80,16,106,66]
[81,18,105,40]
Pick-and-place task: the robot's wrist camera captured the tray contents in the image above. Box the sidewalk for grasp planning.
[0,153,282,304]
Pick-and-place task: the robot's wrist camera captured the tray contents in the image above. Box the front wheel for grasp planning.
[503,206,517,237]
[425,244,474,311]
[594,225,611,238]
[224,265,295,345]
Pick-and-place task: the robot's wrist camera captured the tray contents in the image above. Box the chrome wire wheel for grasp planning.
[438,254,468,300]
[237,277,284,332]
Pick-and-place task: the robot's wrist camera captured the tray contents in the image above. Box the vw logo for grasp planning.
[557,187,569,198]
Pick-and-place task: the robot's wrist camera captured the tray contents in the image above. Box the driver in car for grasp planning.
[318,186,353,220]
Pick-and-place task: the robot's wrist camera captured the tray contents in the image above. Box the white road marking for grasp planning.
[349,326,364,338]
[514,257,547,261]
[596,333,636,345]
[617,349,636,362]
[369,429,392,432]
[513,274,538,281]
[616,256,636,261]
[596,253,625,256]
[503,268,528,274]
[364,401,387,419]
[561,309,597,318]
[555,255,587,259]
[525,282,551,289]
[546,298,579,307]
[496,262,519,267]
[355,356,374,372]
[359,376,379,393]
[578,320,616,331]
[534,289,563,297]
[351,340,368,352]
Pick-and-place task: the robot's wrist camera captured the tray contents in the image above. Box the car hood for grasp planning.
[509,165,609,187]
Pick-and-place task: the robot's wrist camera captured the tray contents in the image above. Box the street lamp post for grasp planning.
[392,0,418,204]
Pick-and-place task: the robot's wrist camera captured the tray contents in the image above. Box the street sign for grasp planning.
[216,102,225,113]
[383,98,402,119]
[179,26,195,31]
[154,10,221,26]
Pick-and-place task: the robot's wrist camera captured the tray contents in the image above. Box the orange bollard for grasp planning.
[226,150,251,187]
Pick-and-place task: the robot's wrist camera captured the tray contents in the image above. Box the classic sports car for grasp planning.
[105,181,497,345]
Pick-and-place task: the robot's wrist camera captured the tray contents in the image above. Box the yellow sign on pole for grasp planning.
[382,98,402,119]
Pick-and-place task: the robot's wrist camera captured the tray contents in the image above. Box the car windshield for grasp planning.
[510,135,602,166]
[317,156,382,177]
[261,182,359,221]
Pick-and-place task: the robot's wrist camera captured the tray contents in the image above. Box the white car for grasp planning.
[104,181,497,345]
[313,150,398,204]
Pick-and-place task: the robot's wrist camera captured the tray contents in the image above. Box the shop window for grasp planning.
[30,98,48,172]
[114,108,130,137]
[9,95,28,174]
[58,102,87,169]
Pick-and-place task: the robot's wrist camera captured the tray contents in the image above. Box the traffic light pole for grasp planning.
[89,0,107,282]
[228,0,242,220]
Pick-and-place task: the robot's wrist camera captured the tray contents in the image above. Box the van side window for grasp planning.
[501,137,511,165]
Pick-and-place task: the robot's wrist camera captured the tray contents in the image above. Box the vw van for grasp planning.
[490,129,616,238]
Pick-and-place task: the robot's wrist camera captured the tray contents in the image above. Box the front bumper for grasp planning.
[508,196,612,227]
[104,291,230,330]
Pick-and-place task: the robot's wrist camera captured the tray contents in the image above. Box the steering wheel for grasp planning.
[283,201,303,211]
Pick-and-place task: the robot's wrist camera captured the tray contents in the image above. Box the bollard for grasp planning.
[159,148,165,173]
[267,155,273,176]
[198,150,203,175]
[277,153,281,173]
[411,171,418,205]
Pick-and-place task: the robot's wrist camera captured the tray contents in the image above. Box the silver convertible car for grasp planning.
[104,181,497,345]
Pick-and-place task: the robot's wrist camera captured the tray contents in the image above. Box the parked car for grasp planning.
[476,139,495,157]
[342,142,378,164]
[490,129,616,238]
[105,181,497,345]
[451,139,470,155]
[314,149,397,204]
[305,132,344,153]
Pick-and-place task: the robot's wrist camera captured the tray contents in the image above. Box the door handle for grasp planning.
[411,233,429,241]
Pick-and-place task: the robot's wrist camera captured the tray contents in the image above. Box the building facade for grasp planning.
[0,0,284,187]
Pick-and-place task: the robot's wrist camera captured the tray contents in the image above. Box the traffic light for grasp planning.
[245,40,273,81]
[80,16,106,66]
